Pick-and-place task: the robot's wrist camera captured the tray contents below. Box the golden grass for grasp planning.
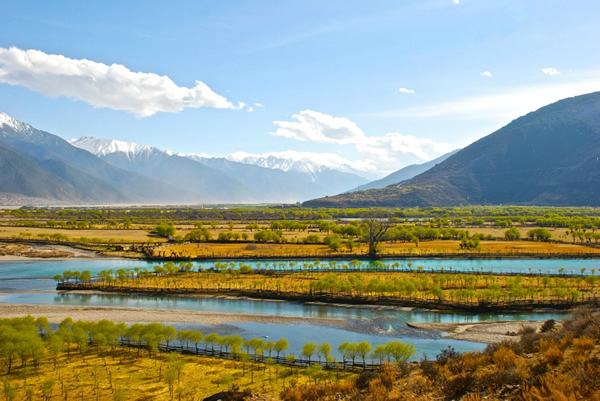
[2,346,345,400]
[156,239,600,258]
[0,226,165,243]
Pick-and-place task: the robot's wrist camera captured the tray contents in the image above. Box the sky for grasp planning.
[1,0,599,177]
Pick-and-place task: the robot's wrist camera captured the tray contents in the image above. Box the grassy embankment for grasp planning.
[57,266,600,312]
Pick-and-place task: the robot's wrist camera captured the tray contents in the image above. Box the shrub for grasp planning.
[492,346,517,370]
[436,346,460,365]
[442,372,476,399]
[460,352,491,372]
[420,357,439,382]
[480,367,523,391]
[543,346,563,366]
[540,319,556,333]
[573,336,596,355]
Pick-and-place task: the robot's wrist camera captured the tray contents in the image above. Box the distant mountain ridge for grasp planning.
[70,136,369,203]
[0,112,187,205]
[229,153,372,182]
[304,91,600,208]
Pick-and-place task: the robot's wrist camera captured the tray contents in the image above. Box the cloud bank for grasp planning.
[272,110,364,144]
[271,110,455,173]
[0,47,239,117]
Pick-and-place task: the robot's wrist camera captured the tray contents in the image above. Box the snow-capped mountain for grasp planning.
[226,151,378,181]
[70,136,369,202]
[70,136,167,160]
[0,112,36,134]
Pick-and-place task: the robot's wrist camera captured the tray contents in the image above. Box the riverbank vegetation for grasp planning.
[280,306,600,400]
[56,265,600,311]
[0,316,359,400]
[2,308,599,400]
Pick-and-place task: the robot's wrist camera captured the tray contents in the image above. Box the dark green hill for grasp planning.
[304,92,600,207]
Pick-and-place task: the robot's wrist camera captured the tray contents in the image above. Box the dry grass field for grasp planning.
[1,346,335,401]
[0,226,165,243]
[155,239,600,258]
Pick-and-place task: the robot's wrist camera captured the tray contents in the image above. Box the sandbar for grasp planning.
[408,320,548,344]
[0,303,344,326]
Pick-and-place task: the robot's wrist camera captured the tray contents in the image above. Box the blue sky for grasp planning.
[1,0,599,176]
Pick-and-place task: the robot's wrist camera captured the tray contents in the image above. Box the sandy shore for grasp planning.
[408,320,546,344]
[0,303,344,326]
[0,244,119,261]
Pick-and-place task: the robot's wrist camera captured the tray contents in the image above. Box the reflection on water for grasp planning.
[0,291,567,324]
[167,321,486,360]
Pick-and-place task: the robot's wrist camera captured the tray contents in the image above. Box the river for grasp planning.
[0,258,579,359]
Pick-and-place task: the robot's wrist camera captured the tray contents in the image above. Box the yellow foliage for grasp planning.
[493,346,517,369]
[543,346,564,365]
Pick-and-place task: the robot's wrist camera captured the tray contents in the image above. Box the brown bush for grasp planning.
[460,352,491,372]
[376,363,398,390]
[493,346,517,370]
[419,357,439,382]
[572,336,596,355]
[575,357,600,395]
[519,372,582,401]
[537,337,557,352]
[480,367,523,391]
[542,346,563,366]
[540,319,556,333]
[367,378,389,401]
[558,334,574,351]
[442,372,476,399]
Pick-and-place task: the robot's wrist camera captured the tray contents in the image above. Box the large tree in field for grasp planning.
[361,218,392,259]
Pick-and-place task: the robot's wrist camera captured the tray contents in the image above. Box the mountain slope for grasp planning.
[304,92,600,208]
[0,141,90,202]
[349,149,460,192]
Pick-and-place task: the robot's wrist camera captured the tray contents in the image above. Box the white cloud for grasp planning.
[453,0,460,4]
[0,46,240,117]
[247,107,254,112]
[254,103,264,108]
[368,78,600,121]
[542,67,559,75]
[270,110,456,173]
[398,87,415,94]
[480,71,492,77]
[357,134,455,168]
[271,110,365,144]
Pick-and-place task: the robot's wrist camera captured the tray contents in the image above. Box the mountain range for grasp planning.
[0,111,377,205]
[70,137,368,203]
[304,91,600,208]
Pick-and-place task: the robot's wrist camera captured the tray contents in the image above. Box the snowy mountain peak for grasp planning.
[227,151,377,181]
[0,112,35,134]
[70,136,161,158]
